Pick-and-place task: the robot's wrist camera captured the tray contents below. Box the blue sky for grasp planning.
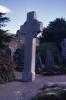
[0,0,66,34]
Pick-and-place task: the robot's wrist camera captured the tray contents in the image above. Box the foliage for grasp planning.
[0,50,15,83]
[37,42,66,75]
[39,42,61,65]
[0,12,15,83]
[0,29,13,49]
[0,13,10,28]
[0,13,13,49]
[40,18,66,43]
[38,18,66,74]
[34,84,66,100]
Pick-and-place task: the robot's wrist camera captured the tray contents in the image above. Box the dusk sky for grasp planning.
[0,0,66,34]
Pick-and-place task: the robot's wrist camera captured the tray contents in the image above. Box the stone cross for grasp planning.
[17,11,43,81]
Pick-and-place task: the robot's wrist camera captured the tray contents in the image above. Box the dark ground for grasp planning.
[0,72,66,100]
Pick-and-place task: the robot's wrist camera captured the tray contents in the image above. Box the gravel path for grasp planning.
[0,72,66,100]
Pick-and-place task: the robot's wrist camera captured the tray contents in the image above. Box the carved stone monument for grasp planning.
[17,11,43,81]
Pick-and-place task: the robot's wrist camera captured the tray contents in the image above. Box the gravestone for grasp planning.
[61,39,66,66]
[46,49,54,71]
[45,43,54,71]
[17,11,43,81]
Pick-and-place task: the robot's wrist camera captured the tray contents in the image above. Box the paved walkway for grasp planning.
[0,72,66,100]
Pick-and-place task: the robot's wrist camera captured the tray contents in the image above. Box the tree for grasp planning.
[0,13,10,28]
[0,13,15,83]
[40,18,66,43]
[0,13,13,49]
[38,18,66,73]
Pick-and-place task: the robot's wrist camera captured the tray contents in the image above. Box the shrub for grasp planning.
[0,50,15,83]
[34,84,66,100]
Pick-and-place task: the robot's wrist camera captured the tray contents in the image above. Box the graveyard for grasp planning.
[8,11,66,77]
[0,10,66,100]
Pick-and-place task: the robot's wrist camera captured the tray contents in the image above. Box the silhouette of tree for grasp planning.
[0,13,13,49]
[0,13,10,28]
[40,18,66,43]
